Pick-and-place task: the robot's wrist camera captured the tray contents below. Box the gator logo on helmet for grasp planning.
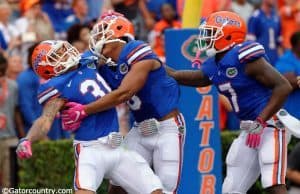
[181,35,207,63]
[33,50,47,71]
[215,16,241,27]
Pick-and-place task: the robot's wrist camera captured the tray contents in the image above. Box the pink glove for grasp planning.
[61,102,88,131]
[16,138,32,159]
[241,117,267,148]
[61,120,82,132]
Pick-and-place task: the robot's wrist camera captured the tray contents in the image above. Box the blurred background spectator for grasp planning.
[231,0,254,24]
[275,31,300,119]
[67,24,90,52]
[86,0,104,21]
[17,0,54,42]
[278,0,300,49]
[0,2,20,53]
[0,52,24,187]
[42,0,73,40]
[247,0,282,65]
[148,2,181,62]
[6,53,23,80]
[64,0,90,30]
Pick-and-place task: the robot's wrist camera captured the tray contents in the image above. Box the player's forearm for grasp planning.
[286,169,300,185]
[26,117,52,142]
[26,98,64,142]
[169,69,211,87]
[84,89,131,115]
[259,81,292,121]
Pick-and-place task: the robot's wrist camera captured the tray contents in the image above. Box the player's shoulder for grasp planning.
[38,73,72,101]
[201,57,217,75]
[123,40,151,56]
[38,78,63,105]
[231,41,265,63]
[122,40,155,65]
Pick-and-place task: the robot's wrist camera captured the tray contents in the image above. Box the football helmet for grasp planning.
[32,40,80,79]
[89,15,135,57]
[197,11,247,57]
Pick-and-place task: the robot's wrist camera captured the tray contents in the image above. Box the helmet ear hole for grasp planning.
[225,35,232,40]
[117,25,122,30]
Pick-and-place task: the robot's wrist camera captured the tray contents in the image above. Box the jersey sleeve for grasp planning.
[237,41,266,64]
[200,58,217,78]
[37,81,62,105]
[125,40,159,65]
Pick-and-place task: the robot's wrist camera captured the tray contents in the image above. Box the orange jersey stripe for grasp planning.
[126,44,148,60]
[173,133,184,193]
[75,144,81,189]
[272,129,279,185]
[280,130,286,184]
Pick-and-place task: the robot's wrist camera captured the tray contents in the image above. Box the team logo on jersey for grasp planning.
[119,63,128,74]
[87,63,96,69]
[226,67,238,78]
[181,35,207,64]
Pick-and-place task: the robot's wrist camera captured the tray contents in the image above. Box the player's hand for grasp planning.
[240,117,267,148]
[16,138,32,159]
[61,120,82,132]
[61,102,88,131]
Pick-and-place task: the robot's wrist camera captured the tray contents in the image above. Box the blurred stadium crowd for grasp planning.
[1,0,300,191]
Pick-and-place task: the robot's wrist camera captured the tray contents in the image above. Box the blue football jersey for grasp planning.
[201,41,272,120]
[92,40,180,122]
[248,9,281,65]
[37,56,119,141]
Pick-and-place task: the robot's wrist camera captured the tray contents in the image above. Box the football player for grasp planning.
[61,14,185,194]
[15,40,163,194]
[167,11,291,194]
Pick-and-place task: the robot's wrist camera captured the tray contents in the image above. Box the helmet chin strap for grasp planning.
[94,38,126,67]
[100,55,117,67]
[206,48,217,57]
[206,42,236,57]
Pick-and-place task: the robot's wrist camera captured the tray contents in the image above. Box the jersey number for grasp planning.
[219,83,239,112]
[80,74,111,97]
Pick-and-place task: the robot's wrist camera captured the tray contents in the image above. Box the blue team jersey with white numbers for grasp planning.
[37,56,118,141]
[248,9,281,65]
[86,40,180,122]
[201,41,272,120]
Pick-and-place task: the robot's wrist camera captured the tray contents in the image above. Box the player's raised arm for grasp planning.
[83,59,156,115]
[16,98,65,159]
[165,66,212,87]
[245,57,292,121]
